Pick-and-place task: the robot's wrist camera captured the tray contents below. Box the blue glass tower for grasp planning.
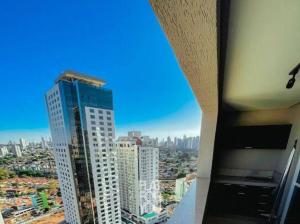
[46,71,121,224]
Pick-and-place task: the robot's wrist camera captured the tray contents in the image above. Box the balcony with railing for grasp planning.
[150,0,300,223]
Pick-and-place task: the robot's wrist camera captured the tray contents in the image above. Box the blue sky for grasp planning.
[0,0,201,143]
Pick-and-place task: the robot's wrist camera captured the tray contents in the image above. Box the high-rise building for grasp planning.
[116,133,166,224]
[0,146,9,157]
[12,144,22,157]
[0,211,4,224]
[141,136,158,147]
[174,178,187,201]
[166,136,172,148]
[19,138,27,150]
[46,71,121,224]
[41,137,48,150]
[128,131,141,138]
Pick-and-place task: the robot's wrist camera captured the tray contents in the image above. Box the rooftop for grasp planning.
[55,71,106,87]
[142,211,157,219]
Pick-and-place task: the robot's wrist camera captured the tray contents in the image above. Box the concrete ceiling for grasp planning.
[149,1,219,224]
[150,0,218,114]
[223,0,300,111]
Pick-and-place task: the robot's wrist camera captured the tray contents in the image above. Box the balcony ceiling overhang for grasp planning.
[150,0,218,114]
[223,0,300,111]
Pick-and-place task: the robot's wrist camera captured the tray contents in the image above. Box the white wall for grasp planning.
[277,104,300,219]
[219,149,285,174]
[225,104,300,220]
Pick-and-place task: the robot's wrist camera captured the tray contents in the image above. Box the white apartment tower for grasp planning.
[12,144,22,157]
[0,146,8,157]
[41,137,47,150]
[19,138,27,150]
[45,71,121,224]
[116,133,163,224]
[128,131,142,138]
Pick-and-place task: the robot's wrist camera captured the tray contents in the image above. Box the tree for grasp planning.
[11,183,19,187]
[177,173,186,179]
[0,168,15,180]
[162,192,174,202]
[37,186,48,192]
[0,157,12,165]
[9,171,16,178]
[48,180,58,195]
[17,170,44,177]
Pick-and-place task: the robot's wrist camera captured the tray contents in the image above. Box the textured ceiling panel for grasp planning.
[224,0,300,110]
[150,0,219,113]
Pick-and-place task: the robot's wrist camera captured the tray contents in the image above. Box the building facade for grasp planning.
[30,192,49,210]
[174,178,187,201]
[128,131,142,139]
[19,138,28,150]
[0,146,9,157]
[12,145,22,157]
[116,134,164,224]
[46,71,121,224]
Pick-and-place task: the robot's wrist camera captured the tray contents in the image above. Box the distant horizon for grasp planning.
[0,127,201,144]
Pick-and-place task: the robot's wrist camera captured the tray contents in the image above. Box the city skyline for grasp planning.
[0,92,201,143]
[0,70,200,223]
[0,132,201,145]
[0,0,201,143]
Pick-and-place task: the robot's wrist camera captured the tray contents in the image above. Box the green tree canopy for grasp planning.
[0,168,15,180]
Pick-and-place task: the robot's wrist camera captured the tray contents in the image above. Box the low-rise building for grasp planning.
[30,191,49,210]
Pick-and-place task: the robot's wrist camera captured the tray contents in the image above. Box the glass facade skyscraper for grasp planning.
[46,72,121,224]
